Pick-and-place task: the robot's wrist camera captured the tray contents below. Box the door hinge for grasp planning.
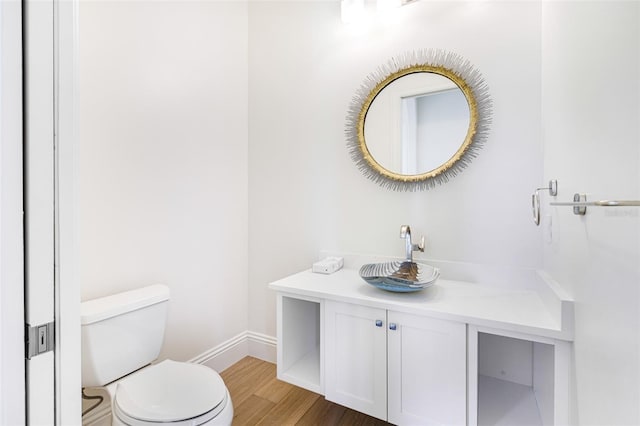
[25,322,55,359]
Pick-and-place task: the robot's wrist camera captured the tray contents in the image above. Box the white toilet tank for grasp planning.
[81,284,170,388]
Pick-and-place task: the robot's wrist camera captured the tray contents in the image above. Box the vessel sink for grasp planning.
[359,261,440,292]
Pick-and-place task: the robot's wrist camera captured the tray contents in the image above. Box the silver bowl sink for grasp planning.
[359,261,440,292]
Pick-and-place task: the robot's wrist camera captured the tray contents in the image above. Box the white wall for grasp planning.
[248,1,543,338]
[78,0,249,362]
[76,4,640,423]
[541,1,640,424]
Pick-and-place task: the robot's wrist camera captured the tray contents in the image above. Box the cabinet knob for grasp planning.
[389,323,397,331]
[375,320,383,327]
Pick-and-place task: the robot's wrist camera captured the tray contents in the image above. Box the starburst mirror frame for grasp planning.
[346,49,493,191]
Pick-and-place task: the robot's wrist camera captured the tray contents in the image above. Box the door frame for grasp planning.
[0,0,26,423]
[54,0,81,423]
[0,0,80,423]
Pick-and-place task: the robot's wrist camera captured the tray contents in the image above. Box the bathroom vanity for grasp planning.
[268,256,573,426]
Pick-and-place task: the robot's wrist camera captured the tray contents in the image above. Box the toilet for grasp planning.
[81,284,233,425]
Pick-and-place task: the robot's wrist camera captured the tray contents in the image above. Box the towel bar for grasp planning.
[550,193,640,215]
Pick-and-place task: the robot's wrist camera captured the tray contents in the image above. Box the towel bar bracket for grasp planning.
[532,180,558,226]
[573,193,587,216]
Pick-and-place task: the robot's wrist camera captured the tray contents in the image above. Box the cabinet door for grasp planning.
[388,311,466,426]
[324,300,387,421]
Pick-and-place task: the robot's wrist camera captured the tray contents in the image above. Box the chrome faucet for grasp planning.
[399,225,425,262]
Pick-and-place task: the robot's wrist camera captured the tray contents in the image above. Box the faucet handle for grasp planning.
[413,236,425,252]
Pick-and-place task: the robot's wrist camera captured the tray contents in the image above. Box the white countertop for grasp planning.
[269,267,573,341]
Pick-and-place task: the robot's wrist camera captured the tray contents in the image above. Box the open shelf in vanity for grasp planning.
[469,328,570,426]
[276,294,322,394]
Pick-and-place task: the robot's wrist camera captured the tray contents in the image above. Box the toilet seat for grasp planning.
[113,360,229,425]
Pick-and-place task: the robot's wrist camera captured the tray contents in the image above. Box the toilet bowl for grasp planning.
[81,285,233,426]
[109,360,233,426]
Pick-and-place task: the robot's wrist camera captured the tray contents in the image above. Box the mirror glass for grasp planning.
[364,72,470,175]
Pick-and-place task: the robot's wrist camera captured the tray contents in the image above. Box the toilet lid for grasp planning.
[115,359,227,422]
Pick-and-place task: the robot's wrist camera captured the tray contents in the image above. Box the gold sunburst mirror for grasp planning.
[346,49,492,191]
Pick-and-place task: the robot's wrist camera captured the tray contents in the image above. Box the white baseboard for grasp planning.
[189,330,277,372]
[246,331,278,364]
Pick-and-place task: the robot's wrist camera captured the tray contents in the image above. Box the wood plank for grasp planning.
[254,376,297,404]
[296,398,348,426]
[221,357,275,407]
[231,394,275,426]
[221,357,389,426]
[256,386,320,425]
[337,409,389,425]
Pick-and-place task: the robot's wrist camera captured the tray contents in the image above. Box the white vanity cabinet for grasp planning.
[324,301,387,420]
[270,266,573,426]
[387,310,466,425]
[324,300,467,425]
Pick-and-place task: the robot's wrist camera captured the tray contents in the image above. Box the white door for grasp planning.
[324,300,387,421]
[24,0,56,423]
[387,311,467,426]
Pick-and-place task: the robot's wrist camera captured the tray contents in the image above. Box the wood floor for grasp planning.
[220,356,390,426]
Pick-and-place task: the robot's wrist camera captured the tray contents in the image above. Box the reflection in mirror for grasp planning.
[346,49,492,191]
[404,89,469,173]
[364,72,471,175]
